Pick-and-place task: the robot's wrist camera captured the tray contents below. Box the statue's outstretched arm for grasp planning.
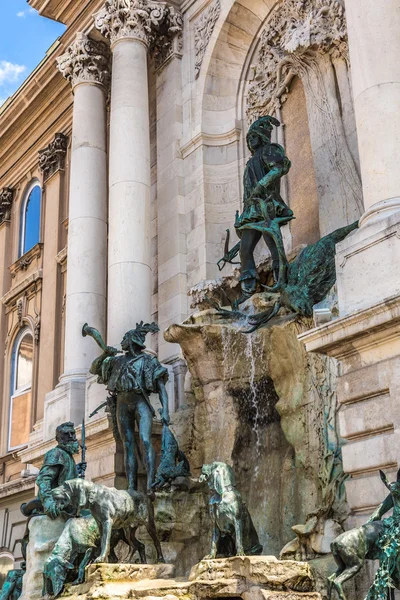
[367,493,394,523]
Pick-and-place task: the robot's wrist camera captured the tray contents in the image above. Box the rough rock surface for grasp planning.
[19,515,66,600]
[61,557,322,600]
[165,300,347,562]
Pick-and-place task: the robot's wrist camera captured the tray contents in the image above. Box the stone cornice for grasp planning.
[298,293,400,359]
[57,32,111,90]
[0,188,14,224]
[94,0,183,54]
[2,269,43,307]
[0,475,36,500]
[39,132,69,181]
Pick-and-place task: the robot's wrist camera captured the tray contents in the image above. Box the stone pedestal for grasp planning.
[60,557,320,600]
[43,380,85,442]
[19,516,65,600]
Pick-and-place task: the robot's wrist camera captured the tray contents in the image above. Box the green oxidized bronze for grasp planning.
[199,462,262,558]
[20,422,86,519]
[83,322,169,493]
[329,469,400,600]
[0,563,25,600]
[218,116,294,301]
[217,116,359,331]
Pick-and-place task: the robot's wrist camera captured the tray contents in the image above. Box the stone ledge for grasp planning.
[61,557,320,600]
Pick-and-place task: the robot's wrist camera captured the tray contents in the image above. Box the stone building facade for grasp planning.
[0,0,400,575]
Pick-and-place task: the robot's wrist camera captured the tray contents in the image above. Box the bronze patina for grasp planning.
[20,422,86,519]
[83,322,169,493]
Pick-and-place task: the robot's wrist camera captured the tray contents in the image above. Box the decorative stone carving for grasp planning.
[246,0,347,118]
[194,0,220,78]
[56,32,111,90]
[94,0,183,57]
[0,187,14,224]
[39,133,68,182]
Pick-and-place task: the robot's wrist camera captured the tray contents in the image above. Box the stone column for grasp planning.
[36,134,68,420]
[94,0,182,345]
[57,33,111,380]
[334,0,400,315]
[344,0,400,225]
[41,34,111,441]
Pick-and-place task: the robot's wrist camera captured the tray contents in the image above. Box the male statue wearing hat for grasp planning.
[85,322,169,494]
[234,115,294,300]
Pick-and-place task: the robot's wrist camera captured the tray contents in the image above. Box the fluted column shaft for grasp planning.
[95,0,182,345]
[344,0,400,226]
[108,37,151,344]
[57,33,111,380]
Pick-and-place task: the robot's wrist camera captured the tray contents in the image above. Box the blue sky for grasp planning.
[0,1,66,106]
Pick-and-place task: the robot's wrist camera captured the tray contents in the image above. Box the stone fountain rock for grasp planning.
[60,557,322,600]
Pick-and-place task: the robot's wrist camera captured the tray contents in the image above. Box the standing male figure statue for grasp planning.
[228,116,294,301]
[21,422,86,519]
[84,322,169,494]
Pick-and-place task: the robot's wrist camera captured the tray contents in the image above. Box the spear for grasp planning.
[80,418,86,479]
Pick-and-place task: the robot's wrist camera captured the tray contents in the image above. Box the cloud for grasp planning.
[0,61,26,86]
[16,8,36,17]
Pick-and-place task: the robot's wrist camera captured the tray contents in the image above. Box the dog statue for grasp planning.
[199,462,262,558]
[152,423,191,490]
[52,479,164,564]
[43,515,146,597]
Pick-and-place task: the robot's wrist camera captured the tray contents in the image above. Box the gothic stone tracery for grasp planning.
[39,133,69,182]
[56,32,111,89]
[94,0,183,61]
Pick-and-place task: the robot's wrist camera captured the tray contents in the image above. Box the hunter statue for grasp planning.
[21,422,86,519]
[83,322,169,494]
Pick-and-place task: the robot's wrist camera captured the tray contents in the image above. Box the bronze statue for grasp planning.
[83,322,169,493]
[216,116,359,331]
[218,116,293,301]
[51,478,164,564]
[329,469,400,600]
[20,422,86,519]
[0,563,25,600]
[199,462,262,558]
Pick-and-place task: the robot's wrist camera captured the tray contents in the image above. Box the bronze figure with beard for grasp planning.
[21,422,86,519]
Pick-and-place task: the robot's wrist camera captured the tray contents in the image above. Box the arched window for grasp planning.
[8,329,33,451]
[19,182,41,257]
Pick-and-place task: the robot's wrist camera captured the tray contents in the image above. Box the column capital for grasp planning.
[94,0,182,53]
[0,188,14,224]
[57,32,111,90]
[39,133,69,182]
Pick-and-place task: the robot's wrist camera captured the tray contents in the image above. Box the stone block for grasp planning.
[336,213,400,316]
[86,563,176,583]
[43,381,85,442]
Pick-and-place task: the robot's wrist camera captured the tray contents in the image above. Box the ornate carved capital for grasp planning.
[246,0,347,119]
[39,133,69,182]
[94,0,182,55]
[57,32,111,90]
[194,0,220,78]
[0,188,14,224]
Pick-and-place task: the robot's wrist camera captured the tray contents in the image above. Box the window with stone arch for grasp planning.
[8,328,34,451]
[19,180,41,257]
